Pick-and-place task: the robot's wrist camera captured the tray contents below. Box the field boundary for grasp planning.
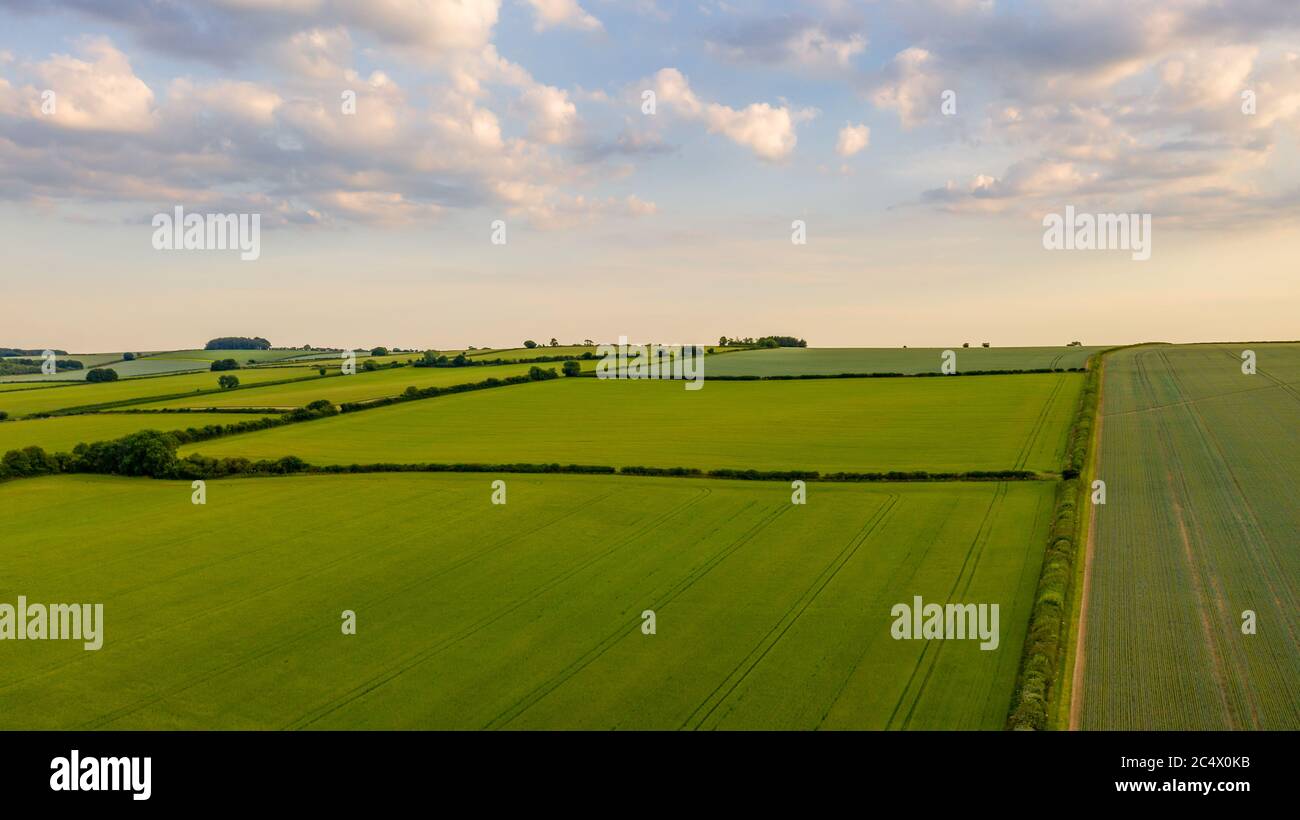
[1004,343,1154,730]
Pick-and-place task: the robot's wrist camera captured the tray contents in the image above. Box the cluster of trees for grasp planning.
[210,359,241,371]
[960,342,992,348]
[0,358,84,376]
[718,336,807,348]
[522,339,566,349]
[0,348,68,356]
[205,337,271,350]
[85,368,119,383]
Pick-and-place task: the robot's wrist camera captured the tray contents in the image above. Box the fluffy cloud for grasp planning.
[19,37,156,133]
[523,0,602,32]
[650,67,816,161]
[869,47,944,129]
[835,122,870,157]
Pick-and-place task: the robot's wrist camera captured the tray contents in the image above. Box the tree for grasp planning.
[371,346,389,356]
[549,338,558,347]
[218,375,240,389]
[982,342,990,348]
[122,352,136,361]
[115,430,180,477]
[719,336,729,346]
[362,359,378,372]
[962,342,970,348]
[583,339,594,346]
[318,367,327,376]
[85,368,119,383]
[210,359,240,371]
[528,366,558,380]
[1068,340,1083,347]
[422,350,439,364]
[0,411,8,421]
[205,337,271,350]
[562,360,582,377]
[523,340,538,349]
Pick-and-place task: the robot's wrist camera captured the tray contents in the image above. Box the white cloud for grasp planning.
[651,68,816,161]
[524,0,603,32]
[870,47,943,129]
[22,38,157,133]
[835,122,870,157]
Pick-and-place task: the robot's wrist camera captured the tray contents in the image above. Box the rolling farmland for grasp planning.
[0,413,275,454]
[704,346,1104,377]
[1076,343,1300,729]
[0,368,324,417]
[134,360,594,410]
[182,373,1084,473]
[0,473,1052,730]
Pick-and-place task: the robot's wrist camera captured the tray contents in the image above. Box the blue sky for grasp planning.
[1,0,1297,351]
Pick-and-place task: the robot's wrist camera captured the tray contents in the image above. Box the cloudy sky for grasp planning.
[1,0,1297,350]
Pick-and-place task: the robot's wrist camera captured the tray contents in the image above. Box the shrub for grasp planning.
[562,360,581,377]
[85,368,119,383]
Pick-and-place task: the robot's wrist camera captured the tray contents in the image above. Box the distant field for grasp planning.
[136,361,593,410]
[0,473,1051,729]
[467,345,598,361]
[1078,343,1300,729]
[0,369,322,417]
[183,373,1083,473]
[141,349,316,363]
[0,412,274,454]
[705,346,1106,377]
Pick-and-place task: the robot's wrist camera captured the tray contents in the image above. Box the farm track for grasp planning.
[1014,373,1065,470]
[887,482,1007,729]
[683,495,900,729]
[484,501,792,728]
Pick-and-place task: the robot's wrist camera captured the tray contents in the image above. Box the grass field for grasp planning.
[0,473,1051,730]
[182,373,1083,473]
[1076,343,1300,729]
[704,346,1105,377]
[0,369,324,417]
[134,361,593,410]
[0,413,274,454]
[140,349,316,363]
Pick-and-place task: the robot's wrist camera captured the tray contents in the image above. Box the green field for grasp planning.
[0,413,274,454]
[140,348,317,364]
[705,346,1105,377]
[1077,344,1300,729]
[135,361,593,410]
[0,473,1051,730]
[0,369,324,417]
[182,374,1082,473]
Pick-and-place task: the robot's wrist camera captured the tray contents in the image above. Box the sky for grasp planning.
[0,0,1297,351]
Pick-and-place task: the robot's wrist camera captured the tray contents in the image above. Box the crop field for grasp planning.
[139,348,317,364]
[0,381,73,393]
[0,369,324,417]
[182,373,1083,473]
[1076,343,1300,729]
[0,473,1051,730]
[704,346,1104,377]
[135,361,593,410]
[0,412,274,454]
